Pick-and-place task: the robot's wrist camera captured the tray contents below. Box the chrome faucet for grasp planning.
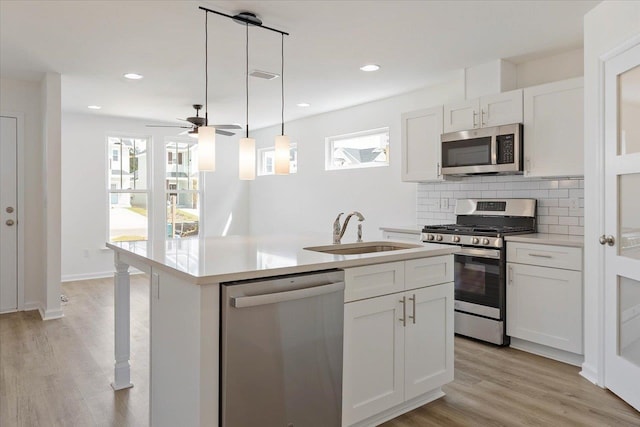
[333,211,365,244]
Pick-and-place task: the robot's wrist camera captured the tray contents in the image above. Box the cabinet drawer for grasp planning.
[344,262,405,302]
[507,242,582,271]
[405,256,453,291]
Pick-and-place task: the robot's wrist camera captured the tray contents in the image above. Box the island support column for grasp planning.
[112,253,134,390]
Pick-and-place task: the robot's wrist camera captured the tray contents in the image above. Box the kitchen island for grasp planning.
[107,234,458,427]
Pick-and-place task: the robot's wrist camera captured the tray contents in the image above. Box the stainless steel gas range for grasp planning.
[421,199,537,345]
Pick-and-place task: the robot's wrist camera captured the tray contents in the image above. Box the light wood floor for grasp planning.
[1,276,639,427]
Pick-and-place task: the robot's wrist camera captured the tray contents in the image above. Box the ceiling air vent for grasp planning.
[249,69,280,80]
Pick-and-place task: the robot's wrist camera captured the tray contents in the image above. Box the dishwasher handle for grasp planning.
[231,281,345,308]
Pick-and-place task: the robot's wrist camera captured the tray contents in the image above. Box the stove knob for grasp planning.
[436,235,443,241]
[452,236,461,243]
[472,237,479,244]
[427,234,435,241]
[482,238,490,245]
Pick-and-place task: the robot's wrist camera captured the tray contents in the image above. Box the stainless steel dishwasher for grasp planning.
[221,270,345,427]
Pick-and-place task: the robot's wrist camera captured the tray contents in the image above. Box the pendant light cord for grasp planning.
[245,23,249,139]
[281,33,285,136]
[205,12,208,125]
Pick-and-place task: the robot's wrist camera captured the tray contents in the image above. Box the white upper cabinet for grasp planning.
[401,106,444,182]
[443,89,523,133]
[523,77,584,177]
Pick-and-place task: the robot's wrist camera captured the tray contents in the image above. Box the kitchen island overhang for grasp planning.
[106,234,459,427]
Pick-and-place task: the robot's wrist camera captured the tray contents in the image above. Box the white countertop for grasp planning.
[380,225,423,234]
[505,233,584,248]
[107,234,459,284]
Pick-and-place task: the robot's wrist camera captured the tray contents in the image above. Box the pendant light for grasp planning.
[198,12,216,172]
[239,22,256,180]
[274,33,290,175]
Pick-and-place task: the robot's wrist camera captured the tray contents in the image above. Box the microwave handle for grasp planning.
[491,134,497,165]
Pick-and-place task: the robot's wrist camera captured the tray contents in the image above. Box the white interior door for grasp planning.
[603,41,640,411]
[0,116,18,313]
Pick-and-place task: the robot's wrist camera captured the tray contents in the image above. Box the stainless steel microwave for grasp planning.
[441,123,523,176]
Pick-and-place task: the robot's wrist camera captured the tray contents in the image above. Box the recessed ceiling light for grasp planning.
[123,73,144,80]
[87,105,102,110]
[360,64,380,72]
[296,102,310,107]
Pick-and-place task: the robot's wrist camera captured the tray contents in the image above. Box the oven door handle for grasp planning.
[457,247,501,259]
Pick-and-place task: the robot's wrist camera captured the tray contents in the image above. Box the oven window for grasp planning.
[442,137,492,167]
[454,254,501,308]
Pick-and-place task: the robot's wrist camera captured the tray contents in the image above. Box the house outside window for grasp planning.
[107,136,149,242]
[166,139,201,238]
[258,144,298,176]
[325,127,389,170]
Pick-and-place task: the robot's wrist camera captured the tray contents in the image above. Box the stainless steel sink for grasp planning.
[304,241,423,255]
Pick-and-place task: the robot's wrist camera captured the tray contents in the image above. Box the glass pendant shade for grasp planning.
[198,126,216,171]
[239,137,256,180]
[274,134,290,175]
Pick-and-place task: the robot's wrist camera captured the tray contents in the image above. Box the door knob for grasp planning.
[599,235,615,246]
[6,219,15,226]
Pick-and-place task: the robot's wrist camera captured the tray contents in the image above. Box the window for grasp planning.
[325,127,389,170]
[258,144,298,176]
[165,139,201,238]
[107,136,149,242]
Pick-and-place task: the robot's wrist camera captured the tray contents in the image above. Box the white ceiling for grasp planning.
[0,0,599,130]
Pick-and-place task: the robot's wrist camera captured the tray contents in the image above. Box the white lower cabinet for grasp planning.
[506,242,583,361]
[342,258,454,426]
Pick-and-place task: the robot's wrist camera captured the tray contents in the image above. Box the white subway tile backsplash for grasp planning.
[417,176,584,235]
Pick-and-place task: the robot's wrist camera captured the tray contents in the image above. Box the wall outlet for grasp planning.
[569,198,579,209]
[441,198,449,209]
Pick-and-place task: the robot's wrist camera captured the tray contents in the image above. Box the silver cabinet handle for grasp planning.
[6,207,14,213]
[6,219,15,226]
[599,235,615,246]
[473,111,478,128]
[408,294,416,324]
[231,281,345,308]
[399,296,406,327]
[508,266,513,285]
[481,109,486,126]
[437,162,441,177]
[529,253,553,259]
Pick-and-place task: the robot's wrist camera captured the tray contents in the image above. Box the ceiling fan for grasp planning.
[146,104,241,137]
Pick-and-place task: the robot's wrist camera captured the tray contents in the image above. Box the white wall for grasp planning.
[0,77,46,310]
[516,48,584,88]
[583,1,640,386]
[248,75,465,241]
[61,113,250,281]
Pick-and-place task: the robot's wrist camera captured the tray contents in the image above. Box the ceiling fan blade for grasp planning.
[210,124,243,130]
[146,125,192,129]
[215,129,235,136]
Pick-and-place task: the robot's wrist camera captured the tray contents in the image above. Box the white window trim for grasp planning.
[325,127,389,171]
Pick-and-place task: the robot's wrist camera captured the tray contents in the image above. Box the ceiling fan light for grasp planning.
[239,137,256,180]
[198,126,216,171]
[274,134,290,175]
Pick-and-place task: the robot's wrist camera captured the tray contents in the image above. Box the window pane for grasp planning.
[619,276,640,368]
[326,128,389,170]
[619,173,640,260]
[166,141,198,191]
[167,193,200,238]
[108,136,148,190]
[109,193,148,242]
[619,64,640,155]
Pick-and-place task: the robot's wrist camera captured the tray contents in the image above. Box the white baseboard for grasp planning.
[349,388,445,427]
[579,363,602,386]
[510,337,584,367]
[62,268,144,282]
[40,307,64,321]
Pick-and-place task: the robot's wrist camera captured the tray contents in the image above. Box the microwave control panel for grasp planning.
[496,134,515,164]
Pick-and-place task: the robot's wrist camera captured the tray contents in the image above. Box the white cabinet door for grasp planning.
[343,293,405,426]
[523,77,584,177]
[401,106,444,182]
[404,283,454,401]
[443,99,479,133]
[507,263,583,354]
[481,89,523,128]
